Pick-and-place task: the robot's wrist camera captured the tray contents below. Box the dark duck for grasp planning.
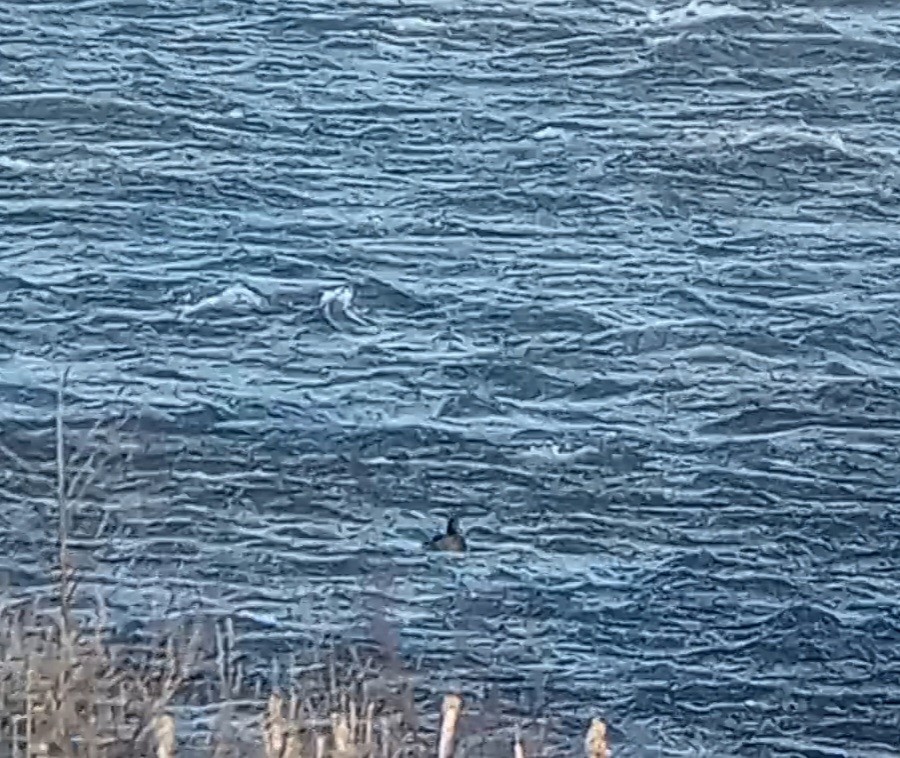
[426,515,466,552]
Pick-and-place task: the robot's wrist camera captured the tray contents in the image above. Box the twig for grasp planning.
[364,702,374,747]
[25,668,34,758]
[55,367,72,645]
[130,623,204,750]
[0,439,34,472]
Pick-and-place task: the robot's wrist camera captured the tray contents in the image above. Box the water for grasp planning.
[1,0,900,754]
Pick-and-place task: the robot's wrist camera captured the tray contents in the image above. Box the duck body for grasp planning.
[426,516,467,552]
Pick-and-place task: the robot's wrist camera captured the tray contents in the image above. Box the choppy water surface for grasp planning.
[2,0,900,754]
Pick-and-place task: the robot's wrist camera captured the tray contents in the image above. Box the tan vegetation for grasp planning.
[0,373,611,756]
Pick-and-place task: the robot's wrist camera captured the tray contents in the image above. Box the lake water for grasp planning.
[1,0,899,754]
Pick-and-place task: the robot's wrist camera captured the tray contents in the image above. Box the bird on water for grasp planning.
[426,515,466,552]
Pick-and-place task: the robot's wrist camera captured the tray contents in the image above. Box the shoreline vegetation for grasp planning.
[0,373,611,757]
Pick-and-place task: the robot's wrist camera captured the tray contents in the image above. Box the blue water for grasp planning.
[1,0,900,754]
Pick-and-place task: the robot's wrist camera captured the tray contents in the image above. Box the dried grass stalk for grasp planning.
[283,729,300,758]
[364,702,374,747]
[264,693,285,758]
[513,729,526,758]
[332,711,350,754]
[154,713,176,758]
[437,694,462,758]
[585,718,609,758]
[56,369,73,646]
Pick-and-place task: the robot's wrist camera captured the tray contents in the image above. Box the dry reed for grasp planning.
[437,694,462,758]
[584,718,610,758]
[512,729,526,758]
[154,714,175,758]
